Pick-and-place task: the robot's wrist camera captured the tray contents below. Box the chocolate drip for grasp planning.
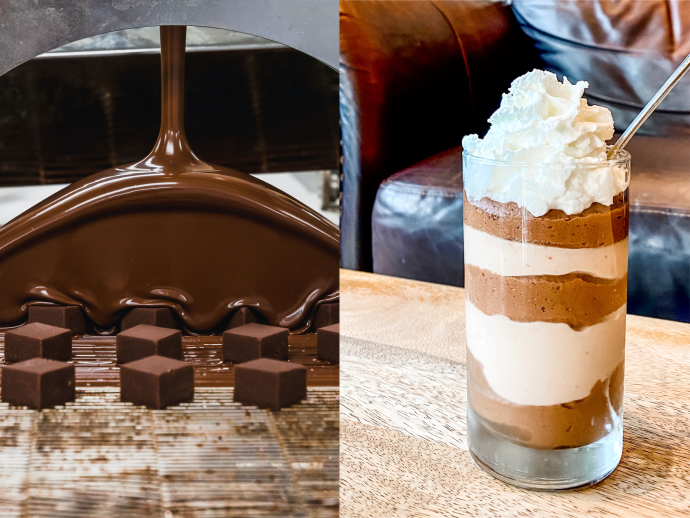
[0,26,339,334]
[145,26,207,172]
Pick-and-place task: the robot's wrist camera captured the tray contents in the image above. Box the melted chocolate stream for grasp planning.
[145,26,209,172]
[0,26,339,334]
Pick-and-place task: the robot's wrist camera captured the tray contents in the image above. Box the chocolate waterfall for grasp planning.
[0,26,339,334]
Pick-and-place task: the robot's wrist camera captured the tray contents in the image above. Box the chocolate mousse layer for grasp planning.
[468,350,624,450]
[463,191,628,248]
[465,265,627,329]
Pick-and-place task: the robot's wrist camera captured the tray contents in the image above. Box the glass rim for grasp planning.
[462,147,630,168]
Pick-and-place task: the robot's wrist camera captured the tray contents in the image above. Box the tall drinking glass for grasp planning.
[463,149,631,490]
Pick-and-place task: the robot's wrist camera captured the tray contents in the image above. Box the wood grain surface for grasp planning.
[340,269,690,517]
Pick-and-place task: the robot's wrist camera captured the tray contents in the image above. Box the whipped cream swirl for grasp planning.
[462,70,628,216]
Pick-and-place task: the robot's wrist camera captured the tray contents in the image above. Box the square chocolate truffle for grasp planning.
[317,323,339,364]
[28,305,87,335]
[234,358,307,410]
[1,358,75,409]
[116,324,182,365]
[120,355,194,409]
[223,323,288,363]
[121,307,177,332]
[225,307,261,330]
[5,323,72,363]
[313,303,339,330]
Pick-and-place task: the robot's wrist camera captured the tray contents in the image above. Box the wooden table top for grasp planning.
[340,269,690,518]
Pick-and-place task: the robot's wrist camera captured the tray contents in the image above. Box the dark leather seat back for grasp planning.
[513,0,690,138]
[340,0,541,270]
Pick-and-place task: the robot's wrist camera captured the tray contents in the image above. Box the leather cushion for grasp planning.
[340,0,540,270]
[512,0,690,137]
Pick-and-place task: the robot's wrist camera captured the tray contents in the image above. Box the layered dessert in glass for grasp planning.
[462,70,630,489]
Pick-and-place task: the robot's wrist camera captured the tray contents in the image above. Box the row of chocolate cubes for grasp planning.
[21,303,339,336]
[1,305,339,410]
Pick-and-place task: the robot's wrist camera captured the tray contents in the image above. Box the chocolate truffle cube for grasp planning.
[28,305,87,335]
[313,303,339,330]
[225,307,261,330]
[121,307,177,332]
[5,323,72,363]
[120,355,194,409]
[234,358,307,410]
[116,324,182,364]
[317,323,339,364]
[223,323,288,363]
[1,358,75,409]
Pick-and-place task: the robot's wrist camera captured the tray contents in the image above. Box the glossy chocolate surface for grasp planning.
[222,323,289,364]
[226,307,262,329]
[316,323,339,364]
[0,26,338,334]
[116,324,182,365]
[28,306,88,336]
[121,307,178,332]
[313,303,339,330]
[1,358,75,409]
[5,323,72,363]
[120,354,194,410]
[234,358,307,410]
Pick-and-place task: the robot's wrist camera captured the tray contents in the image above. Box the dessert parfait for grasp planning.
[462,70,630,488]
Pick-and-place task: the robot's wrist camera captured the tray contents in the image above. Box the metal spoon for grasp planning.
[607,52,690,158]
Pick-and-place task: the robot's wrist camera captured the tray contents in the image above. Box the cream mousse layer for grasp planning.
[465,299,626,407]
[464,225,628,280]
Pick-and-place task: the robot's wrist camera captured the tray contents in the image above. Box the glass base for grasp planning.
[468,407,622,491]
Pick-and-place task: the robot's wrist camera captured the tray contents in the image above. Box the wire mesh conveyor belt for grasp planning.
[0,387,339,517]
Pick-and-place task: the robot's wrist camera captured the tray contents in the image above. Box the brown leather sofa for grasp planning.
[340,0,541,271]
[340,0,690,322]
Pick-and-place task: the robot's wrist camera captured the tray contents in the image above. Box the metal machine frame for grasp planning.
[0,0,337,74]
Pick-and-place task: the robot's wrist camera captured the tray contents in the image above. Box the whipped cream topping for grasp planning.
[462,70,628,216]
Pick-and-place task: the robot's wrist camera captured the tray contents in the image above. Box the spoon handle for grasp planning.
[608,52,690,158]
